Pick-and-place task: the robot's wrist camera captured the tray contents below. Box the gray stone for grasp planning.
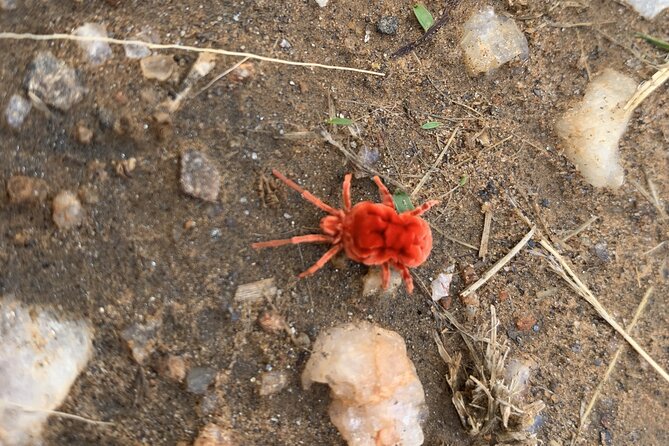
[180,150,221,202]
[377,16,399,35]
[186,366,217,394]
[24,52,85,111]
[4,94,32,128]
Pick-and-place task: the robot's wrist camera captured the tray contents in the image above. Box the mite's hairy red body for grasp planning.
[252,170,438,293]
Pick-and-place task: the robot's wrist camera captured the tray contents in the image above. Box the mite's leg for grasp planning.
[372,176,394,208]
[272,169,339,215]
[252,234,334,249]
[298,244,343,278]
[342,174,352,211]
[408,200,439,217]
[393,262,414,294]
[381,263,390,289]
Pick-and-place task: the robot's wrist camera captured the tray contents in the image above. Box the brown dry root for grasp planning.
[434,305,545,445]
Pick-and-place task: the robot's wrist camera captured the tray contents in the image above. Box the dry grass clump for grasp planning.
[434,306,545,445]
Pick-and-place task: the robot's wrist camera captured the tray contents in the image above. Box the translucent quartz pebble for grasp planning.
[624,0,669,19]
[0,297,93,445]
[460,6,529,75]
[302,322,426,446]
[73,23,112,65]
[555,69,637,189]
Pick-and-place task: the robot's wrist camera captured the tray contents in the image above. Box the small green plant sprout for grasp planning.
[326,117,353,126]
[392,190,415,212]
[636,33,669,51]
[421,121,442,130]
[412,4,435,32]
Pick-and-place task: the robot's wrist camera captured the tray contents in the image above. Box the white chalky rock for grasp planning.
[0,297,93,445]
[315,0,329,6]
[624,0,669,19]
[302,322,426,446]
[4,94,32,128]
[73,23,112,65]
[555,69,637,189]
[460,6,529,75]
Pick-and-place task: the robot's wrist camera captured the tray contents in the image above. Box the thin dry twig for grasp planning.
[479,203,493,259]
[629,178,668,220]
[570,287,654,446]
[193,56,250,98]
[1,400,113,426]
[461,227,536,298]
[431,225,478,251]
[540,239,669,383]
[624,63,669,115]
[411,127,459,199]
[561,216,599,242]
[0,32,385,77]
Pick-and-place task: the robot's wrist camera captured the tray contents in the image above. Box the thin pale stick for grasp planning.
[272,169,339,215]
[193,56,250,98]
[540,239,669,383]
[2,400,113,426]
[461,227,536,298]
[252,234,333,249]
[298,245,342,277]
[431,225,478,251]
[571,287,653,446]
[624,63,669,114]
[411,128,459,199]
[479,204,493,259]
[561,216,599,242]
[0,32,385,77]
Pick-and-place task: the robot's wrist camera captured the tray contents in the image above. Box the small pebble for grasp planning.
[279,38,291,49]
[0,0,17,10]
[257,310,287,334]
[24,52,85,111]
[186,367,217,394]
[259,370,289,396]
[121,320,160,365]
[193,423,233,446]
[514,313,537,332]
[377,16,399,35]
[161,355,187,382]
[124,28,156,59]
[140,54,176,81]
[7,175,48,204]
[4,94,31,128]
[75,124,93,144]
[229,62,255,84]
[180,150,221,202]
[594,242,610,262]
[73,23,112,65]
[52,191,84,229]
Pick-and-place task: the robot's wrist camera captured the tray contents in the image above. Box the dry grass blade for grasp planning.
[461,227,536,298]
[560,216,598,242]
[540,239,669,383]
[1,400,113,426]
[570,287,654,446]
[411,128,459,198]
[629,178,668,220]
[0,32,384,76]
[479,203,493,258]
[624,63,669,114]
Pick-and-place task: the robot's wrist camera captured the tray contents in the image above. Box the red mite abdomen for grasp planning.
[342,202,432,267]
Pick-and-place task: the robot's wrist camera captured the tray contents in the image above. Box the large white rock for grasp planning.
[555,69,637,189]
[0,297,93,445]
[460,6,529,75]
[302,322,426,446]
[624,0,669,19]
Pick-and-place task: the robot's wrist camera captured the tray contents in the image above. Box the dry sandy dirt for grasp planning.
[1,0,668,445]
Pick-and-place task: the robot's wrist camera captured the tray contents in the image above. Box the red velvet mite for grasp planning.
[252,169,438,293]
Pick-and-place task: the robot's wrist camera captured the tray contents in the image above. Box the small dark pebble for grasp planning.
[600,429,613,446]
[377,16,399,35]
[186,367,217,394]
[539,198,550,208]
[571,342,582,353]
[594,358,603,367]
[594,242,610,262]
[527,239,537,248]
[532,323,540,332]
[478,180,498,201]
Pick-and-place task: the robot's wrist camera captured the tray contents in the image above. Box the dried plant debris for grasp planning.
[434,306,544,444]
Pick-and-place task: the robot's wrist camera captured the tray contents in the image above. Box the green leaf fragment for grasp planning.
[421,121,442,130]
[412,4,434,32]
[392,190,415,213]
[458,174,468,187]
[327,117,353,126]
[636,33,669,51]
